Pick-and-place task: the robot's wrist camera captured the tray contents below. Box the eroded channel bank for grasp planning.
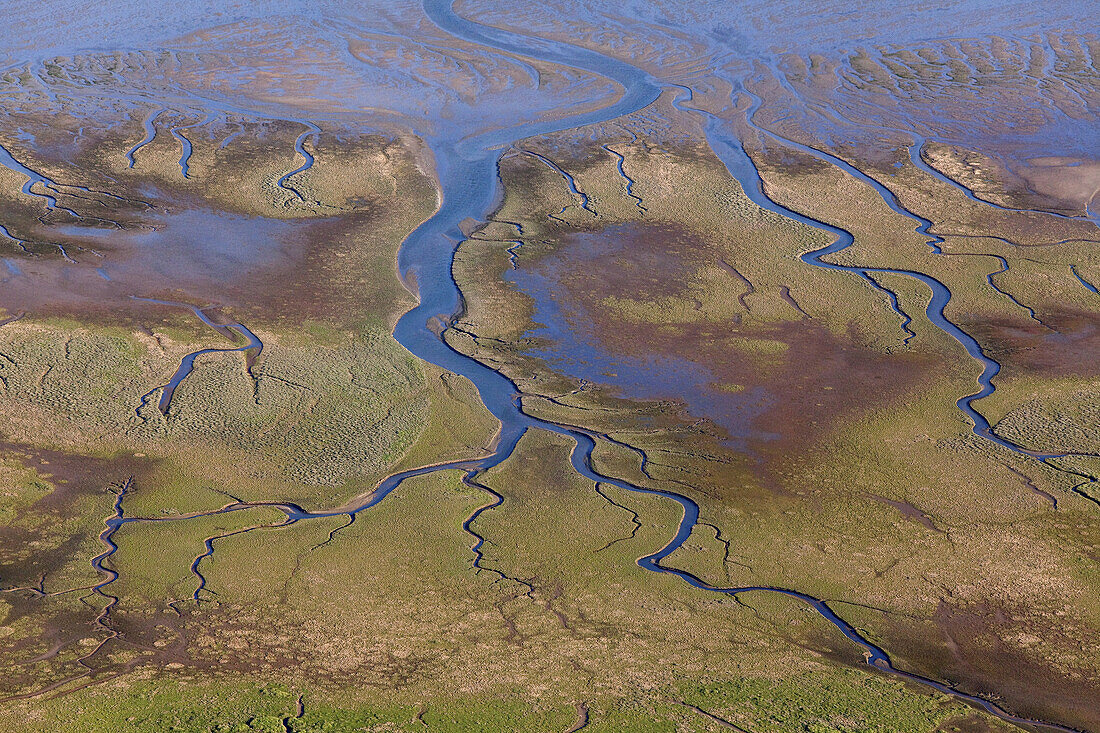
[299,2,1084,729]
[5,2,1088,729]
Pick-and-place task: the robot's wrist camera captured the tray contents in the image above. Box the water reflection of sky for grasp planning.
[508,229,778,448]
[0,0,1093,156]
[62,206,299,278]
[0,1,617,144]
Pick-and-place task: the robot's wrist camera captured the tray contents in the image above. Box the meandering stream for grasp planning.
[379,3,1091,728]
[5,2,1091,728]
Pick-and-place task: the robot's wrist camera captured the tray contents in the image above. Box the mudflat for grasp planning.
[0,2,1097,732]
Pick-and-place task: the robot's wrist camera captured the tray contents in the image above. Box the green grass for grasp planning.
[1,71,1098,733]
[445,125,1100,730]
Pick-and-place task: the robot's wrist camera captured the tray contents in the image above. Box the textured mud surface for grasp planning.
[0,1,1097,732]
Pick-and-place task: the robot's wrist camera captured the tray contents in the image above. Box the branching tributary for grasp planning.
[7,3,1095,729]
[133,297,263,416]
[728,84,1100,502]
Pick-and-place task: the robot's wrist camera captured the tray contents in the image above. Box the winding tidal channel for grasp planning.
[40,2,1095,729]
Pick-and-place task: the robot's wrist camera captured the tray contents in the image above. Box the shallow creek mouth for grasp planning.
[12,2,1095,729]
